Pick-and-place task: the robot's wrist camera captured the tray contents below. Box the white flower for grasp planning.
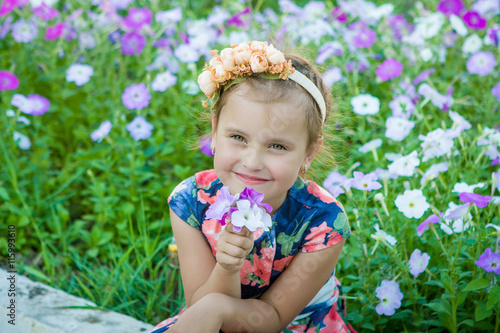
[384,152,402,161]
[462,34,483,54]
[449,14,467,36]
[385,116,415,142]
[182,80,200,95]
[418,128,454,162]
[448,111,472,137]
[395,189,430,219]
[373,224,397,246]
[420,48,433,62]
[414,13,444,39]
[451,182,485,193]
[351,94,380,115]
[66,64,94,86]
[13,131,31,150]
[420,162,448,185]
[388,151,420,177]
[408,249,430,278]
[152,71,177,92]
[11,94,33,114]
[358,138,382,153]
[231,200,272,232]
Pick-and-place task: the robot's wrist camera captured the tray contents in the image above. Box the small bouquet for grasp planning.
[205,186,273,232]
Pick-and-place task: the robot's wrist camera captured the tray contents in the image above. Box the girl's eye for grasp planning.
[270,143,286,150]
[231,134,245,142]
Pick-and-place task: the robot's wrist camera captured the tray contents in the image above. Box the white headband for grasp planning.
[288,70,326,123]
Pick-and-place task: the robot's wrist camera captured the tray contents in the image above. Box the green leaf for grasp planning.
[458,319,474,328]
[361,323,375,331]
[487,286,500,310]
[0,187,10,201]
[440,272,454,294]
[463,278,491,292]
[475,302,493,322]
[424,300,452,317]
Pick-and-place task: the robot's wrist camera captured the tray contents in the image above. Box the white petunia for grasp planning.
[13,131,31,150]
[451,182,485,193]
[420,162,448,185]
[151,71,177,92]
[373,224,397,246]
[385,116,415,142]
[440,202,471,235]
[462,34,483,54]
[358,138,383,153]
[449,14,467,36]
[351,94,380,115]
[418,128,454,162]
[414,13,444,39]
[66,64,94,86]
[388,151,420,177]
[395,189,430,219]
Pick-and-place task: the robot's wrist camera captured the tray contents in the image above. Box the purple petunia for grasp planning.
[475,248,500,274]
[0,71,19,90]
[126,116,153,141]
[492,82,500,103]
[459,192,492,208]
[31,3,59,21]
[376,58,403,81]
[436,0,465,17]
[122,83,151,110]
[199,136,214,157]
[323,171,348,197]
[27,94,50,115]
[408,249,430,278]
[353,26,377,48]
[462,11,487,30]
[417,213,442,237]
[375,280,404,316]
[351,171,382,191]
[466,51,497,76]
[11,18,38,43]
[45,22,65,41]
[124,7,153,30]
[413,68,435,85]
[90,120,112,142]
[121,32,147,55]
[205,186,239,221]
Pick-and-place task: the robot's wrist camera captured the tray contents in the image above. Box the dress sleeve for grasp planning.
[167,176,202,230]
[299,202,351,253]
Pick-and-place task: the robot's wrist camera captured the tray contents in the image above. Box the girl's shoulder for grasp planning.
[290,177,345,211]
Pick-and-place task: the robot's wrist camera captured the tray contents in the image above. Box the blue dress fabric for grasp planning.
[150,170,355,333]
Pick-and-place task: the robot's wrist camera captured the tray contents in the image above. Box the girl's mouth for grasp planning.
[234,172,271,185]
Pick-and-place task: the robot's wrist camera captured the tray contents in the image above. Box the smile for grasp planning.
[234,172,271,185]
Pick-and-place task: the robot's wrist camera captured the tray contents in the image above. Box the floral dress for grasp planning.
[150,170,355,333]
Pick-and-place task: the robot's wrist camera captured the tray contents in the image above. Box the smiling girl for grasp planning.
[150,41,354,333]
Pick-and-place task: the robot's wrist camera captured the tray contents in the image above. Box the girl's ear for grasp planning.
[305,136,323,165]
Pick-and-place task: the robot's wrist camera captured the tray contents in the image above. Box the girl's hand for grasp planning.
[216,222,254,273]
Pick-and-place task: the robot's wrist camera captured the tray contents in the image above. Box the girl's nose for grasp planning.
[242,146,263,170]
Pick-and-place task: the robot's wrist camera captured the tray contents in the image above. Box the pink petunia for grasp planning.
[124,7,153,30]
[0,71,19,90]
[436,0,465,17]
[462,11,487,30]
[45,22,65,41]
[0,0,16,17]
[121,31,146,55]
[376,58,403,82]
[31,3,59,21]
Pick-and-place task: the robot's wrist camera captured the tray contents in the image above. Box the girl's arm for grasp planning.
[170,208,253,306]
[170,239,346,333]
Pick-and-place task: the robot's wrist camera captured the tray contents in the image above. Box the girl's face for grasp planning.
[212,90,321,213]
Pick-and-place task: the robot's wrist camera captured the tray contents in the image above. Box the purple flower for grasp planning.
[351,171,382,191]
[475,248,500,274]
[124,7,153,30]
[122,83,151,110]
[0,71,19,90]
[462,11,487,30]
[200,136,214,157]
[417,213,442,237]
[492,82,500,103]
[121,32,147,56]
[45,22,65,41]
[459,192,492,208]
[227,6,251,28]
[353,27,377,48]
[0,0,15,17]
[466,51,497,76]
[205,186,238,221]
[413,68,435,85]
[239,187,272,213]
[408,249,430,278]
[322,67,343,87]
[21,94,50,115]
[323,171,348,197]
[316,42,343,64]
[90,120,112,142]
[492,158,500,166]
[388,14,414,41]
[375,280,404,316]
[31,3,59,21]
[376,58,403,82]
[126,116,153,141]
[108,29,122,44]
[436,0,465,17]
[331,7,347,23]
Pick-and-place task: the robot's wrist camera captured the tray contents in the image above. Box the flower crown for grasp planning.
[197,41,327,123]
